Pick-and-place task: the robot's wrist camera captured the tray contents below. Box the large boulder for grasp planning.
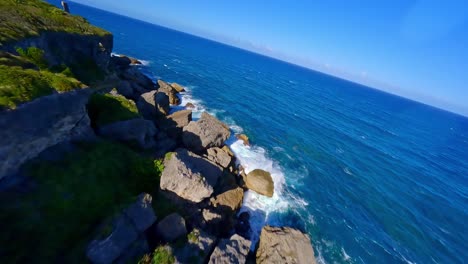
[245,169,274,197]
[182,112,231,152]
[160,110,192,139]
[86,193,156,264]
[256,226,316,264]
[0,89,95,180]
[123,193,157,232]
[170,82,185,92]
[206,147,232,168]
[156,213,187,242]
[156,92,170,116]
[210,187,244,212]
[98,118,157,149]
[120,67,154,91]
[157,80,180,105]
[160,149,223,202]
[116,80,134,99]
[208,234,251,264]
[173,228,216,264]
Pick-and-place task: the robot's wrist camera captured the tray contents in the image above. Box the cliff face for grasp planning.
[0,0,114,179]
[0,89,95,180]
[4,31,114,77]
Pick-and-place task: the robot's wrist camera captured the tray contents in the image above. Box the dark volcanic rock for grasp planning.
[160,149,223,203]
[182,112,231,152]
[256,226,316,264]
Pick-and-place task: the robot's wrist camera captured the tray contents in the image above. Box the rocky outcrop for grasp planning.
[98,118,157,149]
[210,187,244,211]
[206,147,232,168]
[185,102,195,109]
[157,80,180,105]
[160,149,223,203]
[87,193,156,264]
[182,112,231,152]
[170,82,185,92]
[256,226,316,264]
[116,80,134,98]
[155,92,170,116]
[120,67,155,95]
[6,31,113,75]
[245,169,274,197]
[160,110,192,139]
[236,134,250,146]
[173,228,216,264]
[0,89,94,180]
[156,213,187,242]
[208,234,251,264]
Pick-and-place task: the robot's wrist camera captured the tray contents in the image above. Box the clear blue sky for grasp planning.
[70,0,468,116]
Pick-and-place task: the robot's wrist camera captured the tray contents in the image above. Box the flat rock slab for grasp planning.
[256,226,316,264]
[160,149,223,203]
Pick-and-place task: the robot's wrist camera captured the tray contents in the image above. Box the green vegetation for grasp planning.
[0,0,110,46]
[187,229,200,243]
[16,47,48,69]
[139,246,175,264]
[164,151,175,161]
[0,141,164,263]
[87,92,140,127]
[0,65,84,109]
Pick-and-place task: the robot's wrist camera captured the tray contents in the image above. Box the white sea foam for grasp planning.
[176,85,293,247]
[111,52,150,65]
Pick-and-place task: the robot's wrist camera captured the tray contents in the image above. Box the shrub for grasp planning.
[87,92,140,127]
[139,246,175,264]
[16,47,48,69]
[0,141,164,263]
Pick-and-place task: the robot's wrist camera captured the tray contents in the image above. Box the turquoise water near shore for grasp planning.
[51,2,468,263]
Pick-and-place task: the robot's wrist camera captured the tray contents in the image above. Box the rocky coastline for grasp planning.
[0,1,316,263]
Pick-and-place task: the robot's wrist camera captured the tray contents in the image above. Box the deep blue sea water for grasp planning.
[50,2,468,263]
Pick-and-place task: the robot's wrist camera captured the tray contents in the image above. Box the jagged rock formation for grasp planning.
[183,112,231,152]
[256,226,316,264]
[208,234,251,264]
[160,149,223,202]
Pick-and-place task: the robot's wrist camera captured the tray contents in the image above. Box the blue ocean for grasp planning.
[50,2,468,263]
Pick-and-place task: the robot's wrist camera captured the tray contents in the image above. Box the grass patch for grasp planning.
[0,0,110,46]
[187,229,200,243]
[0,65,84,109]
[16,46,48,69]
[0,141,163,263]
[87,92,139,127]
[139,246,175,264]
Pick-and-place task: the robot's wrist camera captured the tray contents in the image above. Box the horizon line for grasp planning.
[69,0,468,118]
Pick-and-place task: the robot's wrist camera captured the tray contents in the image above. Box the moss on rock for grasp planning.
[0,0,110,46]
